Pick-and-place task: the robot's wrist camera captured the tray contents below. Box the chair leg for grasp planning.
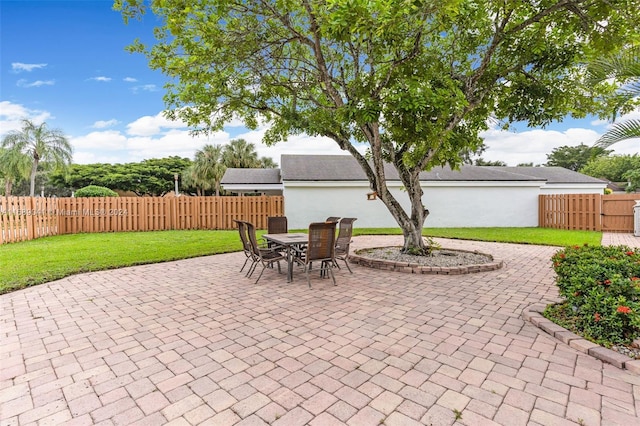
[255,264,267,284]
[305,265,312,288]
[240,256,250,272]
[342,258,352,273]
[246,260,258,278]
[326,263,337,286]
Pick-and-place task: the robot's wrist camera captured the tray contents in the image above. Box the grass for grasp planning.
[352,227,602,247]
[0,227,601,294]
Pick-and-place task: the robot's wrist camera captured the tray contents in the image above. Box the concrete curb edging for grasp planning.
[523,304,640,374]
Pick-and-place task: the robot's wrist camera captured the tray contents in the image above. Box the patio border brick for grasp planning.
[350,247,503,275]
[522,304,638,374]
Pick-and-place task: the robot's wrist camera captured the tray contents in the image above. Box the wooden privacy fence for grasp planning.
[0,195,284,244]
[539,193,639,232]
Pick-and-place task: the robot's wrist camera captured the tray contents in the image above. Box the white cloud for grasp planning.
[16,79,55,88]
[132,84,159,93]
[125,111,189,136]
[92,119,119,129]
[70,130,128,151]
[89,76,112,82]
[0,101,52,137]
[11,62,47,72]
[123,77,137,83]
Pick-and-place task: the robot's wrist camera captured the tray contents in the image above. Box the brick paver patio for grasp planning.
[1,234,640,425]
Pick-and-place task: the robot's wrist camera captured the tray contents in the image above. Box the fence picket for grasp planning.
[1,195,284,244]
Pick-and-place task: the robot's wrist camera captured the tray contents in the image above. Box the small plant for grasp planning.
[453,408,463,420]
[547,244,640,346]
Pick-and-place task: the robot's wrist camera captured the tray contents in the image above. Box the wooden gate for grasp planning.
[539,193,639,232]
[601,193,640,232]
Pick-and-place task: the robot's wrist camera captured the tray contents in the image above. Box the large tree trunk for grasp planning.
[29,159,38,197]
[5,179,12,196]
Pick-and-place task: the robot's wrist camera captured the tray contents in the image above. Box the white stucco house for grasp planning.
[222,155,607,228]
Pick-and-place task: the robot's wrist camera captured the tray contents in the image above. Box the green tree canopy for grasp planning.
[116,0,638,252]
[545,143,612,171]
[1,119,73,197]
[579,154,640,184]
[50,156,192,196]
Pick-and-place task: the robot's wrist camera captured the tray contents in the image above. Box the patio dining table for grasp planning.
[262,232,308,282]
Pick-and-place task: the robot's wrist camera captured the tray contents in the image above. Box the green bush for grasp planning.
[548,245,640,346]
[75,185,119,198]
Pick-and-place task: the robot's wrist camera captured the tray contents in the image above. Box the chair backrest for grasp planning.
[335,217,357,253]
[245,221,262,257]
[306,222,336,262]
[268,216,288,234]
[336,218,357,241]
[234,220,251,253]
[325,216,340,223]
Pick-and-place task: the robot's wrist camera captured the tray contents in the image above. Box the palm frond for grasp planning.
[595,119,640,148]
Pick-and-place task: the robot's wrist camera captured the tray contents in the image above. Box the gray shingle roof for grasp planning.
[222,156,607,185]
[280,155,544,182]
[485,166,606,184]
[221,168,281,185]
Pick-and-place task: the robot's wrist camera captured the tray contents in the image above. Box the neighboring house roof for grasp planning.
[485,166,607,185]
[280,155,543,182]
[222,156,607,186]
[221,168,282,185]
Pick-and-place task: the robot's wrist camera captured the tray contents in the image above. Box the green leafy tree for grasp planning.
[586,45,640,148]
[116,0,638,253]
[545,144,612,171]
[0,147,30,196]
[580,154,640,186]
[1,119,73,196]
[186,144,227,195]
[50,157,192,196]
[622,169,640,192]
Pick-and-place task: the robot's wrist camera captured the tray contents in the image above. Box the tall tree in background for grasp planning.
[116,0,637,253]
[0,147,30,196]
[189,144,226,195]
[587,45,640,148]
[545,143,611,171]
[1,119,72,196]
[222,139,260,168]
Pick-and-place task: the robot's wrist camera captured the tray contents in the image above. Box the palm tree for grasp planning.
[222,139,260,168]
[259,156,278,168]
[190,144,226,196]
[0,147,31,196]
[1,119,73,196]
[587,46,640,148]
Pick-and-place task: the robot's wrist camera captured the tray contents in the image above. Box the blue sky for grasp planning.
[1,0,637,167]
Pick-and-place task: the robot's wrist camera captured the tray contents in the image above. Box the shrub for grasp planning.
[75,185,119,198]
[548,245,640,345]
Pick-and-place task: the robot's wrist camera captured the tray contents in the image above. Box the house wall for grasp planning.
[284,181,543,229]
[540,184,606,195]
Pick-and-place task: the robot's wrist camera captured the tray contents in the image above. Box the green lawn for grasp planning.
[0,227,601,294]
